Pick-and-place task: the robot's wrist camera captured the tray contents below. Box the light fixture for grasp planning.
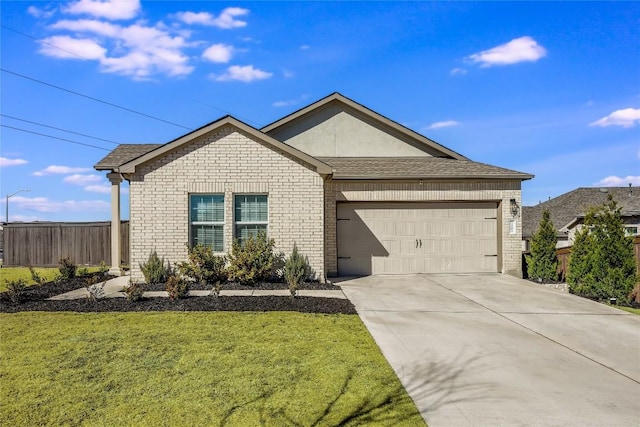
[5,189,31,223]
[510,198,519,217]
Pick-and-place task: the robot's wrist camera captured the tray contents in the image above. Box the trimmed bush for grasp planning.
[227,231,276,286]
[139,250,171,285]
[5,279,27,303]
[28,266,44,285]
[284,244,308,297]
[166,274,189,300]
[85,276,105,302]
[123,282,145,302]
[58,257,77,280]
[177,245,227,288]
[98,261,109,276]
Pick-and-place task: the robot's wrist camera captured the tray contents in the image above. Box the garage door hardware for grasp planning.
[415,239,422,248]
[485,217,497,219]
[485,254,498,257]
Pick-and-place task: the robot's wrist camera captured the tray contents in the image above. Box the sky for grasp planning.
[1,0,639,222]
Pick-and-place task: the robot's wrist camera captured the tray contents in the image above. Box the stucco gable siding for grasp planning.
[268,104,441,158]
[128,125,325,282]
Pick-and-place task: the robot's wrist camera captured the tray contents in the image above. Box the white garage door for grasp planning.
[337,202,498,275]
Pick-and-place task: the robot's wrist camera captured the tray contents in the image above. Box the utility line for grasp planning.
[1,124,111,151]
[1,24,91,60]
[1,68,193,131]
[2,25,257,131]
[1,114,120,145]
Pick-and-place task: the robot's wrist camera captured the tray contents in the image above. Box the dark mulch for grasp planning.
[143,280,340,291]
[0,296,356,314]
[0,274,355,314]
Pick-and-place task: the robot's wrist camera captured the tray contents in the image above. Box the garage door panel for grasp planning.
[337,202,498,275]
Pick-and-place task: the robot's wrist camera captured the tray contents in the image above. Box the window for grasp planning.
[625,227,638,237]
[235,195,268,244]
[190,195,224,252]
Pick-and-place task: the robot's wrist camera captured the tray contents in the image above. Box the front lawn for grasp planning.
[1,312,425,426]
[615,305,640,315]
[0,266,101,292]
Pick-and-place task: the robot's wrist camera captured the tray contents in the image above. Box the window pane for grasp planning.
[191,195,224,222]
[191,225,223,252]
[235,195,267,222]
[235,224,267,244]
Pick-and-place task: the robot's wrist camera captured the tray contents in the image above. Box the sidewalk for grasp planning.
[48,274,347,300]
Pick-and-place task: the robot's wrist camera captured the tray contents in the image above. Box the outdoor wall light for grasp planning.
[510,198,519,217]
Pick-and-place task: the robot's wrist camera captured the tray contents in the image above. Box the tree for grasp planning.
[526,209,558,282]
[567,195,637,304]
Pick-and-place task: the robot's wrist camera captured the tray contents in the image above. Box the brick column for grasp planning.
[107,173,123,276]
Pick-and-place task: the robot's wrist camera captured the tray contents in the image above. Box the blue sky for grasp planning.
[1,1,639,222]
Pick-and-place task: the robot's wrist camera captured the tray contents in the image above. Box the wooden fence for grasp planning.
[3,221,129,267]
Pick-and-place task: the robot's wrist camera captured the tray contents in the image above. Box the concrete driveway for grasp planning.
[339,274,640,427]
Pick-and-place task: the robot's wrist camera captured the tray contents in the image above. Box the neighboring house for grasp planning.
[522,186,640,250]
[95,93,533,282]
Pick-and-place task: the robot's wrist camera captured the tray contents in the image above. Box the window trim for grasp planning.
[189,194,225,252]
[234,194,269,242]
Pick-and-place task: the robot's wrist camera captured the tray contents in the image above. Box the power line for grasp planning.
[1,124,111,151]
[2,25,260,132]
[1,68,193,131]
[1,114,120,145]
[1,24,91,60]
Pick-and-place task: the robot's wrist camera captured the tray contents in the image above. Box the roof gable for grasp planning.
[522,186,640,237]
[104,116,332,175]
[261,93,467,160]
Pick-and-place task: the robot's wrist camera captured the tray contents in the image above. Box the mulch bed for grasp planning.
[0,274,356,314]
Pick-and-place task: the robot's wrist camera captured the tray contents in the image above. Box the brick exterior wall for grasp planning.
[128,125,325,282]
[324,179,524,277]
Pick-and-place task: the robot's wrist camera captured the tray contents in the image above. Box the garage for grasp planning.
[337,202,498,275]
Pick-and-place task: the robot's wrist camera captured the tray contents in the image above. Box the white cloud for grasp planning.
[39,35,107,60]
[0,157,28,167]
[33,165,92,176]
[27,6,55,19]
[300,45,310,50]
[273,94,308,107]
[468,36,547,67]
[9,196,110,213]
[594,176,640,186]
[63,0,141,20]
[41,20,193,78]
[9,214,44,222]
[84,184,112,194]
[202,43,234,63]
[212,65,273,82]
[589,108,640,128]
[63,174,103,185]
[427,120,460,129]
[175,7,249,29]
[51,19,119,37]
[450,67,467,75]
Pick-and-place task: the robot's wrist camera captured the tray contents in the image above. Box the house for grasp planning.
[95,93,533,282]
[522,186,640,250]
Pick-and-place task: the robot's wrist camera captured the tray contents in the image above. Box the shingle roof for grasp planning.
[94,144,161,170]
[318,157,533,180]
[522,187,640,238]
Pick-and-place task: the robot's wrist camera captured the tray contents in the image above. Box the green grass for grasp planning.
[0,267,101,292]
[615,305,640,315]
[0,312,425,426]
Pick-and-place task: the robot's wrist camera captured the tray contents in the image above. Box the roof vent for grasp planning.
[599,188,608,193]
